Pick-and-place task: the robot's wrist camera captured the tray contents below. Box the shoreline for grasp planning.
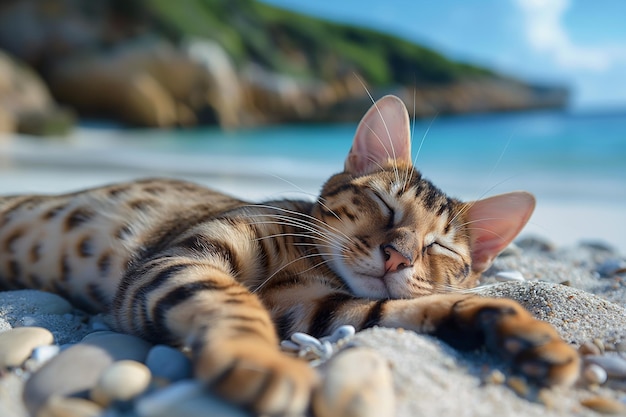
[1,166,625,254]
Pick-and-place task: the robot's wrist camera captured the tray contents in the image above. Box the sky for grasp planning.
[261,0,626,111]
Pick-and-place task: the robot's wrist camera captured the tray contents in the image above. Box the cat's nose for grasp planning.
[383,245,412,273]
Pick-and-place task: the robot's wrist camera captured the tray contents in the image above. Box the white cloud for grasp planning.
[515,0,624,72]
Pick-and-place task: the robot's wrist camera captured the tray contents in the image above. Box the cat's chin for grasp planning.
[346,273,392,299]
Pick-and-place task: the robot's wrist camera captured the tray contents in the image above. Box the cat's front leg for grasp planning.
[113,256,317,415]
[377,294,581,386]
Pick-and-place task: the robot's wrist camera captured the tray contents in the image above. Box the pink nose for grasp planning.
[383,246,412,273]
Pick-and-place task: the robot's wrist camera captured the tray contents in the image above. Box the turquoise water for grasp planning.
[93,109,626,203]
[3,109,626,203]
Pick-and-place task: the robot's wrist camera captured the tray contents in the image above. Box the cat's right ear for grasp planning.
[344,95,412,176]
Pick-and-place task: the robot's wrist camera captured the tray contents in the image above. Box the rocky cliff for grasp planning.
[0,0,569,134]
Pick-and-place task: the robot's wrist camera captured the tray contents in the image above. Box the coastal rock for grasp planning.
[0,327,53,368]
[0,50,74,135]
[90,360,151,406]
[23,332,151,415]
[146,345,192,382]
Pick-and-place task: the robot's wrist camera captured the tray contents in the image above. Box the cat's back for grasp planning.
[0,178,246,310]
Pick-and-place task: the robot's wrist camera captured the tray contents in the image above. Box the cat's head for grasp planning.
[312,95,535,299]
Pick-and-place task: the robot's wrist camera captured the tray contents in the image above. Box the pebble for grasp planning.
[91,360,152,406]
[495,270,525,282]
[30,344,61,364]
[0,327,54,368]
[514,236,555,252]
[583,363,608,385]
[23,332,152,415]
[38,396,103,417]
[585,355,626,378]
[596,259,626,278]
[313,347,395,417]
[579,341,602,356]
[146,345,192,382]
[0,290,73,316]
[136,380,249,417]
[81,331,152,362]
[580,395,626,415]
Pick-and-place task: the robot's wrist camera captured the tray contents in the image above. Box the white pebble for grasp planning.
[585,355,626,378]
[583,364,608,385]
[91,360,152,406]
[280,340,301,352]
[291,332,323,351]
[30,345,61,364]
[495,270,525,282]
[321,325,356,343]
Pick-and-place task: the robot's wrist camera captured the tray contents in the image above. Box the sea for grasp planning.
[1,109,625,251]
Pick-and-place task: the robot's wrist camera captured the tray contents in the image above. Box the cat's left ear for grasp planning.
[345,95,412,175]
[464,191,536,273]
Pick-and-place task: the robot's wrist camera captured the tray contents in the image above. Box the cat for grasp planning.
[0,95,579,416]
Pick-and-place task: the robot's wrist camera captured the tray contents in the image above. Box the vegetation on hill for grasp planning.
[145,0,495,86]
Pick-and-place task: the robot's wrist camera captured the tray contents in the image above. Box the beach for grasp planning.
[1,112,626,416]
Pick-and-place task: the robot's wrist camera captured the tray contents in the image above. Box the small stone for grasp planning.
[0,290,73,316]
[585,355,626,378]
[31,345,61,365]
[136,380,249,417]
[0,327,54,368]
[506,376,530,398]
[313,347,395,417]
[593,339,606,354]
[495,270,525,282]
[579,341,602,356]
[515,236,555,252]
[23,332,151,415]
[38,396,103,417]
[146,345,192,382]
[485,369,505,385]
[91,360,151,406]
[583,364,608,385]
[596,259,626,278]
[581,396,626,415]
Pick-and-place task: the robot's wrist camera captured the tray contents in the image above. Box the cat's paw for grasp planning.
[194,341,319,415]
[451,297,580,386]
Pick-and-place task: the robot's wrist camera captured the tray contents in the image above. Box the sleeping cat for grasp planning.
[0,95,579,415]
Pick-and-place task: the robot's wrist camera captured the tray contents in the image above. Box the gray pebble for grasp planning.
[585,354,626,378]
[136,380,249,417]
[146,345,192,382]
[596,258,626,278]
[0,290,73,317]
[23,332,152,415]
[515,236,555,252]
[0,327,54,368]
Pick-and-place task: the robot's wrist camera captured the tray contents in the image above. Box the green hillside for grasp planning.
[145,0,494,85]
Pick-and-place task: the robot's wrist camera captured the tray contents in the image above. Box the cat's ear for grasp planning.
[344,95,412,175]
[464,191,536,273]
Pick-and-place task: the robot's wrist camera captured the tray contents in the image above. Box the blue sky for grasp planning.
[262,0,626,110]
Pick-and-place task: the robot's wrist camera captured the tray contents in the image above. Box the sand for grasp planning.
[1,237,625,416]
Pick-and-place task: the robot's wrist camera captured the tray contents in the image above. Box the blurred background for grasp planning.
[0,0,624,250]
